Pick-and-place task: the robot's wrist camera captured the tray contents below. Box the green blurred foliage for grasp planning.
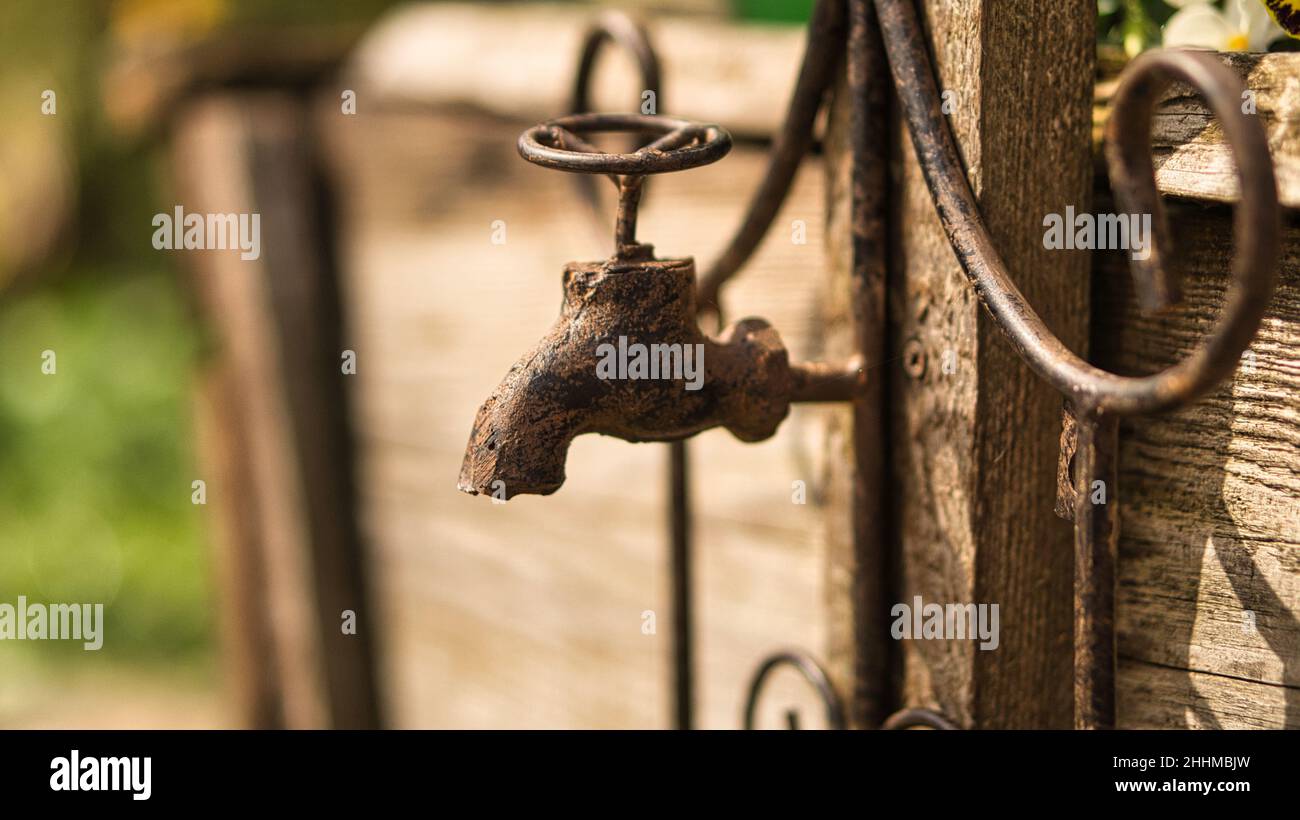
[1099,0,1299,55]
[1097,0,1175,56]
[0,0,405,670]
[734,0,815,23]
[0,267,208,662]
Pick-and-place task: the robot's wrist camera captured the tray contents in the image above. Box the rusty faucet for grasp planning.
[458,113,859,500]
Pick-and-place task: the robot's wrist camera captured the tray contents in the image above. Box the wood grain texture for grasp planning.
[820,59,860,731]
[1120,658,1297,729]
[887,0,1094,727]
[1094,200,1300,729]
[1094,52,1300,208]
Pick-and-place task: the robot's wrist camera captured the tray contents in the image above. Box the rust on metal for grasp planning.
[465,110,872,500]
[519,112,733,259]
[1070,411,1120,729]
[458,253,794,499]
[844,0,893,729]
[790,358,867,403]
[519,113,731,177]
[874,0,1278,417]
[563,15,697,731]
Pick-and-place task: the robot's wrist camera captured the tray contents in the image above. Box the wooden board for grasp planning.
[172,94,382,729]
[882,0,1095,728]
[1094,52,1300,209]
[1120,659,1297,730]
[1094,200,1300,729]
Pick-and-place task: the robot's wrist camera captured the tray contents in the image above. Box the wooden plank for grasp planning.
[1094,199,1300,729]
[1119,658,1299,729]
[172,94,382,728]
[191,360,281,727]
[104,26,361,138]
[1094,52,1300,208]
[887,0,1094,728]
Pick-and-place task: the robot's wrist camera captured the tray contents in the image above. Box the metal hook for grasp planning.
[570,10,663,117]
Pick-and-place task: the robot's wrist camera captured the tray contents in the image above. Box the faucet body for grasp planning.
[458,251,791,498]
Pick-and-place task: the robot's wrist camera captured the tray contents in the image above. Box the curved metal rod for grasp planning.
[881,707,958,730]
[570,10,663,117]
[697,0,848,316]
[874,0,1279,419]
[569,11,664,244]
[743,649,848,729]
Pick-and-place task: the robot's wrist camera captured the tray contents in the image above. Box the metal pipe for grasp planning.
[790,358,866,403]
[669,440,693,730]
[844,0,893,728]
[569,11,663,241]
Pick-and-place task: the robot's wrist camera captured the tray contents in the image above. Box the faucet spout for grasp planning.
[458,253,792,499]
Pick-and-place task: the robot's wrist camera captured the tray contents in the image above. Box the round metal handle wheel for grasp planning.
[518,113,731,176]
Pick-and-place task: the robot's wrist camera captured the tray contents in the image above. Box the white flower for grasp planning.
[1163,0,1285,51]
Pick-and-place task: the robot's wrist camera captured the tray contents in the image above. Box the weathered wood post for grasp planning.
[824,0,1095,728]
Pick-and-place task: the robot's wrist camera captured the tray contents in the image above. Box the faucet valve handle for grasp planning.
[518,113,731,257]
[519,112,731,176]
